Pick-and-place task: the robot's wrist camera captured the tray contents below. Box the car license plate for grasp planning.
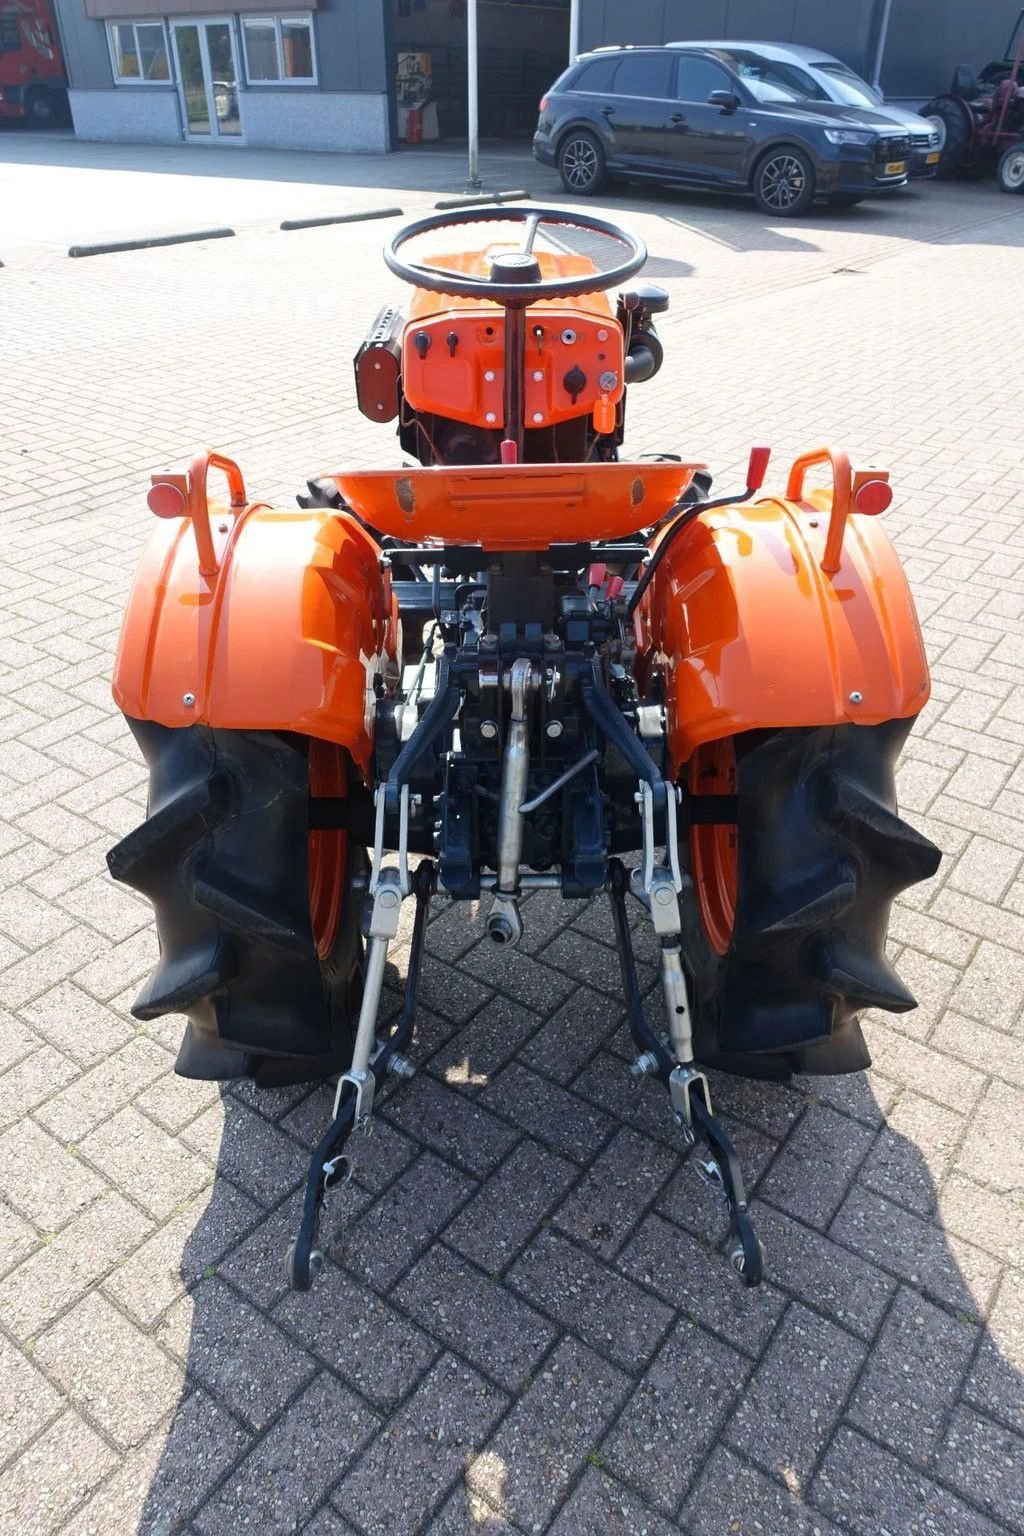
[885,159,907,175]
[926,151,940,164]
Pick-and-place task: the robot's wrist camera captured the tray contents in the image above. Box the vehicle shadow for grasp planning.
[132,952,1021,1536]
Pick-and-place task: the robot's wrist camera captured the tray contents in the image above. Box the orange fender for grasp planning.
[112,497,393,777]
[643,494,930,777]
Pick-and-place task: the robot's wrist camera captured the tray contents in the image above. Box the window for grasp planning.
[242,14,315,84]
[674,54,734,103]
[1,17,22,50]
[611,52,674,99]
[713,50,827,105]
[108,20,170,82]
[811,61,882,108]
[570,56,618,95]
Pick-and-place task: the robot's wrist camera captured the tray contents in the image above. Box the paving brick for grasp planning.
[483,1059,616,1162]
[963,1273,1024,1435]
[18,980,133,1066]
[214,1185,324,1311]
[444,1136,578,1272]
[34,1033,170,1141]
[333,1354,506,1536]
[935,1405,1024,1533]
[34,1290,184,1449]
[860,1090,966,1218]
[759,1102,875,1231]
[955,1080,1024,1194]
[427,1480,519,1533]
[0,1117,106,1231]
[60,1390,251,1536]
[603,1317,750,1516]
[949,836,1023,903]
[0,1190,151,1339]
[0,1336,63,1466]
[0,1199,38,1276]
[554,1125,679,1259]
[197,1372,379,1536]
[686,1445,844,1536]
[429,995,541,1091]
[274,1257,441,1411]
[381,1072,519,1176]
[949,940,1024,1032]
[0,1043,79,1130]
[79,1104,212,1220]
[831,1186,1001,1316]
[937,1170,1024,1270]
[102,1178,262,1327]
[0,1408,117,1536]
[931,1011,1024,1091]
[343,1150,475,1290]
[619,1212,785,1359]
[747,1201,896,1341]
[813,1425,1004,1536]
[848,1286,979,1461]
[507,1227,672,1372]
[548,1467,679,1536]
[459,942,576,1013]
[181,1098,306,1207]
[516,984,619,1083]
[861,1022,987,1112]
[401,1242,556,1390]
[464,1337,630,1534]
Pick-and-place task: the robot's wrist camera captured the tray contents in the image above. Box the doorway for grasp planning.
[171,19,242,140]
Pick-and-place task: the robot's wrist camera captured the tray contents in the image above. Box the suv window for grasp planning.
[675,54,735,102]
[570,56,619,94]
[611,51,673,99]
[1,17,22,50]
[712,49,829,104]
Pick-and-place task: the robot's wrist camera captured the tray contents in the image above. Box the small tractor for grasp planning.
[108,209,939,1293]
[923,8,1024,191]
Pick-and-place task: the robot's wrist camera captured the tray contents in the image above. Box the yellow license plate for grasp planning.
[885,159,907,175]
[926,151,940,164]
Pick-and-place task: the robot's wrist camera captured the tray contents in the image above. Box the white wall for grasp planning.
[239,90,389,152]
[69,87,181,142]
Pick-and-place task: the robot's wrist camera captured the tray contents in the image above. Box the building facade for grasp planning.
[50,0,1024,153]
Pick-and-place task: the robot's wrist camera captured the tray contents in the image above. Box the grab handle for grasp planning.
[786,446,852,575]
[148,449,247,578]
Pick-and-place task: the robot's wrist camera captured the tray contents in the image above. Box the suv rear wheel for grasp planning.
[557,129,607,195]
[753,146,816,216]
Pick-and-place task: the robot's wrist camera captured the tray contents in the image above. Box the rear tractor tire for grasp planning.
[108,720,365,1087]
[921,97,976,178]
[679,719,941,1079]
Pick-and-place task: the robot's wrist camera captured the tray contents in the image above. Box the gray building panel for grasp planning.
[316,0,389,94]
[54,0,114,88]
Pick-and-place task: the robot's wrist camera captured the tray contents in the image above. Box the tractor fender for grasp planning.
[112,502,395,776]
[643,494,930,776]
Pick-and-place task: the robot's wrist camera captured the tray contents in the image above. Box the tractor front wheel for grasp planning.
[108,721,365,1087]
[922,97,975,177]
[678,720,940,1079]
[996,142,1024,193]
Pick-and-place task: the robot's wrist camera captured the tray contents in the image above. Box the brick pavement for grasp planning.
[1,154,1023,1535]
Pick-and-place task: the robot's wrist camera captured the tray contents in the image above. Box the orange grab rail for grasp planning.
[785,446,853,576]
[148,450,247,578]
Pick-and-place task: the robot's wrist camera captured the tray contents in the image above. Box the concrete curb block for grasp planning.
[433,189,531,209]
[280,206,404,230]
[68,228,235,258]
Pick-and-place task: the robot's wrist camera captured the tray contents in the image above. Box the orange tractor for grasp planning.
[109,209,939,1290]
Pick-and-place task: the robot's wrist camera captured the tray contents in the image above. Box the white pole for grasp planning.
[871,0,893,93]
[569,0,580,63]
[467,0,481,188]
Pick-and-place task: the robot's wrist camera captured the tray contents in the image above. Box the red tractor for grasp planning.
[923,9,1024,191]
[108,209,939,1293]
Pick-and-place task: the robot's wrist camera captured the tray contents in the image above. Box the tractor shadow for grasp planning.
[135,961,1021,1534]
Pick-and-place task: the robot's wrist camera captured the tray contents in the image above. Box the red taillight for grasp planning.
[539,96,549,112]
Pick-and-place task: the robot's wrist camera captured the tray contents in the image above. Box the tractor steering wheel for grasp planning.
[384,206,647,307]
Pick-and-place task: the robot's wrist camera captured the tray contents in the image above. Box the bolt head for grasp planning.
[485,370,495,382]
[480,720,499,740]
[182,692,196,707]
[545,720,563,739]
[377,888,400,909]
[653,885,675,906]
[849,690,863,705]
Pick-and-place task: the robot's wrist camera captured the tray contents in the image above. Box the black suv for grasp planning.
[534,43,914,214]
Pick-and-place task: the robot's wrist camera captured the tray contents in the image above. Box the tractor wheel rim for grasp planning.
[1003,150,1024,188]
[761,155,805,210]
[308,739,348,960]
[926,114,947,149]
[689,738,737,956]
[563,138,598,188]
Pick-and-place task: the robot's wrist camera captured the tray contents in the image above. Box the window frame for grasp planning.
[106,19,172,85]
[240,13,317,87]
[608,49,675,100]
[673,52,742,104]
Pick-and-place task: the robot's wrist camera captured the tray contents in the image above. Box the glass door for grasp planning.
[171,19,241,141]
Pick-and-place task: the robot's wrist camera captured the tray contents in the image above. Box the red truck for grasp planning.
[0,0,68,124]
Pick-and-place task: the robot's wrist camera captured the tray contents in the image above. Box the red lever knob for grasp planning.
[147,482,187,519]
[746,445,771,491]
